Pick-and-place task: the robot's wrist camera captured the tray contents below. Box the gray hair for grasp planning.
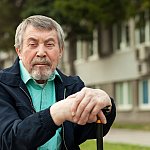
[14,15,65,50]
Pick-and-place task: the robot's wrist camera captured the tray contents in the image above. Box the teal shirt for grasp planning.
[19,60,62,150]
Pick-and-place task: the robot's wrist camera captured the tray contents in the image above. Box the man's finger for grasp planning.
[97,110,107,124]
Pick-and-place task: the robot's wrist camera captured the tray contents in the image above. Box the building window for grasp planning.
[139,79,150,109]
[115,81,133,110]
[120,23,130,50]
[149,10,150,41]
[145,9,150,42]
[76,40,84,60]
[76,39,93,62]
[87,41,93,57]
[125,24,130,47]
[135,12,146,44]
[113,23,122,51]
[113,22,130,51]
[139,12,146,43]
[88,28,99,60]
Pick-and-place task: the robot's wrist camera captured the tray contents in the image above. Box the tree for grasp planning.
[21,0,54,18]
[0,0,150,52]
[0,0,24,51]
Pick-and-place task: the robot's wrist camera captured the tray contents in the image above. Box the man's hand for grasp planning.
[50,96,75,126]
[50,87,112,126]
[69,87,112,125]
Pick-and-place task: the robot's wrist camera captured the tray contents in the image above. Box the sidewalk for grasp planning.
[104,128,150,147]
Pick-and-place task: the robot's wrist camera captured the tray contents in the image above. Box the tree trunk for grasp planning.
[68,33,77,75]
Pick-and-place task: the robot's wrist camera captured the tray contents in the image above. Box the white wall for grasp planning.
[74,49,139,85]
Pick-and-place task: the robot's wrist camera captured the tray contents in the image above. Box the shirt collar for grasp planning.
[19,60,61,84]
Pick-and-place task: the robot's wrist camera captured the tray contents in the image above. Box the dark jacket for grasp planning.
[0,58,116,150]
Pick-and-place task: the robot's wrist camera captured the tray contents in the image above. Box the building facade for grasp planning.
[61,10,150,123]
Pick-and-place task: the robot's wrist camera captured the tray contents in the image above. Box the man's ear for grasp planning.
[15,48,22,59]
[59,47,64,58]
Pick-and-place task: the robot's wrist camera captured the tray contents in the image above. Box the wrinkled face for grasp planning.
[16,25,63,83]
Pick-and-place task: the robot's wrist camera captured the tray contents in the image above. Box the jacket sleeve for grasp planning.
[0,85,59,150]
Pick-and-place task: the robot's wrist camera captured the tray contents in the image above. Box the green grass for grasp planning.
[112,122,150,131]
[80,140,150,150]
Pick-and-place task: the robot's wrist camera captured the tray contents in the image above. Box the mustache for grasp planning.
[31,58,51,65]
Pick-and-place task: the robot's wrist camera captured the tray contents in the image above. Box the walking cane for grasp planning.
[96,106,111,150]
[96,116,103,150]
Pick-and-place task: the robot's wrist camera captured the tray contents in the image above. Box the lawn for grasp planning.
[112,122,150,131]
[80,140,150,150]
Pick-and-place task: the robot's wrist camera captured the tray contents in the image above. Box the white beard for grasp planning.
[31,65,53,81]
[30,57,53,81]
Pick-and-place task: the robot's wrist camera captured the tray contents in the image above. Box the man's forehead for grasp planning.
[23,25,58,40]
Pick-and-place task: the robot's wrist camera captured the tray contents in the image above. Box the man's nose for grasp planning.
[36,44,46,57]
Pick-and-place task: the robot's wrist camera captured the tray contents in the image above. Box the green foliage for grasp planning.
[52,0,128,37]
[53,0,127,24]
[0,0,23,51]
[0,0,150,51]
[21,0,54,18]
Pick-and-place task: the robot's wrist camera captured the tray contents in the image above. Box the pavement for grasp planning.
[104,128,150,147]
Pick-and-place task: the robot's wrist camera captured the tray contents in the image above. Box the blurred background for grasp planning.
[0,0,150,128]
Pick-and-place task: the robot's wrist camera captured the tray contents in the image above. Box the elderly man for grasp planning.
[0,15,116,150]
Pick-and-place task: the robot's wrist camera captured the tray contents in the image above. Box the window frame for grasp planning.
[115,81,133,111]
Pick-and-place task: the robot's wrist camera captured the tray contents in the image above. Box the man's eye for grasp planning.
[48,44,53,46]
[46,42,55,47]
[29,43,37,47]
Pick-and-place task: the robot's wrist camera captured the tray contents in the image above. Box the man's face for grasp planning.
[16,25,63,83]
